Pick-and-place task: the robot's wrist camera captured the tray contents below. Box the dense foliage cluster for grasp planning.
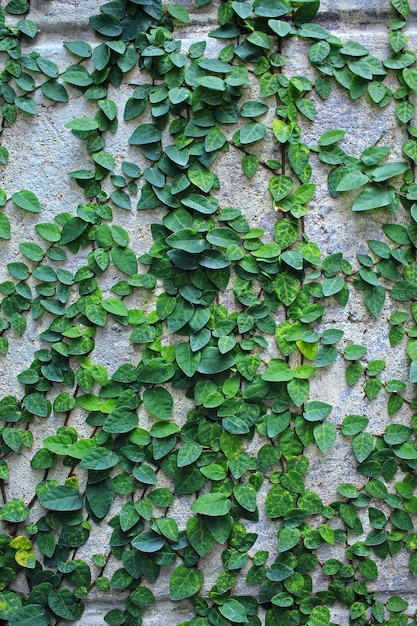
[1,0,417,624]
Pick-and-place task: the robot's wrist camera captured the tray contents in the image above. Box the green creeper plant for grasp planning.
[1,0,417,624]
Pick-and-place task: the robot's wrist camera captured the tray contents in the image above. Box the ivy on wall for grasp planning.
[0,0,417,624]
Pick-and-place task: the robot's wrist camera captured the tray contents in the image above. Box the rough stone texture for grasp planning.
[1,1,417,624]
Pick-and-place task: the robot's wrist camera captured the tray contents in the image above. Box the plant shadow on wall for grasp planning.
[1,0,417,624]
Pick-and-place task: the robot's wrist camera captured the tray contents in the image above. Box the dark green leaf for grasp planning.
[170,565,204,601]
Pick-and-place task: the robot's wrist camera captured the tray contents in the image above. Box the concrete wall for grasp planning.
[1,1,417,624]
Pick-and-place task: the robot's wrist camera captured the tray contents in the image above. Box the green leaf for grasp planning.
[266,484,297,519]
[307,606,331,626]
[294,183,315,204]
[368,81,387,104]
[242,154,259,178]
[133,464,157,485]
[39,80,68,102]
[0,213,10,239]
[80,447,119,470]
[241,100,269,117]
[47,590,78,620]
[296,98,316,121]
[15,97,37,115]
[403,67,417,92]
[130,586,155,608]
[143,387,173,421]
[233,483,257,512]
[247,29,272,48]
[199,464,225,481]
[168,88,190,105]
[131,530,164,553]
[197,346,235,374]
[364,285,386,316]
[38,484,83,511]
[167,298,194,333]
[274,273,299,305]
[344,344,367,360]
[129,124,162,146]
[0,591,22,621]
[386,595,409,612]
[35,222,61,242]
[207,227,241,248]
[341,415,369,436]
[336,171,369,192]
[17,18,37,36]
[167,228,206,253]
[384,424,412,445]
[219,599,248,623]
[0,498,30,522]
[392,0,410,18]
[278,527,300,552]
[98,99,117,120]
[137,359,175,384]
[253,0,291,18]
[186,516,214,556]
[287,378,309,407]
[289,142,310,176]
[9,604,49,626]
[205,126,227,152]
[188,164,215,192]
[12,190,41,213]
[371,161,408,181]
[93,150,115,171]
[352,432,374,462]
[273,119,292,143]
[240,122,267,145]
[170,564,204,601]
[64,41,92,58]
[177,441,202,467]
[86,479,114,519]
[392,280,417,300]
[303,401,332,422]
[309,40,331,63]
[61,66,93,86]
[23,393,51,418]
[191,492,231,516]
[182,193,218,214]
[352,186,395,211]
[89,13,122,37]
[262,359,294,382]
[396,100,415,124]
[313,423,337,453]
[315,75,331,99]
[176,342,201,377]
[111,246,138,276]
[0,147,9,166]
[101,298,128,317]
[322,276,345,296]
[196,76,225,91]
[319,131,346,147]
[346,362,363,386]
[168,3,190,22]
[122,161,141,178]
[269,175,293,203]
[103,408,138,434]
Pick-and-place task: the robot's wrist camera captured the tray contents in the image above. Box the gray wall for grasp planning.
[1,1,416,624]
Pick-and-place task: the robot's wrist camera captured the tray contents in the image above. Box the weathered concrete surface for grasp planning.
[1,1,417,624]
